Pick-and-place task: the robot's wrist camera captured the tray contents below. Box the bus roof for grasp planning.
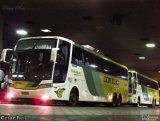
[129,70,158,83]
[19,36,75,44]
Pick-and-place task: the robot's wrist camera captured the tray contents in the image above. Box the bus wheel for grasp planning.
[155,99,156,106]
[152,99,155,108]
[117,94,122,107]
[68,88,79,106]
[112,93,117,107]
[136,97,140,107]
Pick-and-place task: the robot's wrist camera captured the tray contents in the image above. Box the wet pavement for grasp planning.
[0,103,159,121]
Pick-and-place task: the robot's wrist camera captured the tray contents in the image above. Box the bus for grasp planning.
[128,70,159,107]
[0,48,13,83]
[7,36,129,106]
[159,83,160,105]
[0,49,13,100]
[159,88,160,105]
[1,49,13,62]
[0,49,13,71]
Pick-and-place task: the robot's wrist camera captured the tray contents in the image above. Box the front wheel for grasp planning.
[68,89,79,106]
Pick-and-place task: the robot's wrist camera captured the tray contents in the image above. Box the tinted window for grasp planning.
[85,52,97,69]
[103,61,128,80]
[5,50,13,62]
[95,57,103,72]
[84,49,127,80]
[138,74,158,89]
[16,39,57,50]
[11,50,53,81]
[72,46,128,80]
[128,72,132,80]
[71,46,84,66]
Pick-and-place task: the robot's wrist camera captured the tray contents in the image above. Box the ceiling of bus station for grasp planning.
[1,0,160,81]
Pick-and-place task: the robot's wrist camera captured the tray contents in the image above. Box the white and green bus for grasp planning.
[0,49,13,71]
[159,84,160,105]
[128,70,159,107]
[7,36,129,106]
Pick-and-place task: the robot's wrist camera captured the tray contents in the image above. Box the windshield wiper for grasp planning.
[32,43,36,50]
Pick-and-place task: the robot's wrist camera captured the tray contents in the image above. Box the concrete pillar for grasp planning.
[0,15,3,52]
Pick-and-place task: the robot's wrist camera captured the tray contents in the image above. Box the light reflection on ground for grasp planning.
[0,104,159,121]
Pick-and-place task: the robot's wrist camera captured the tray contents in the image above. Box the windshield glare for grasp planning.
[11,50,53,81]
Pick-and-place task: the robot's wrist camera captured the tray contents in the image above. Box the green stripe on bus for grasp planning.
[27,82,34,87]
[142,85,149,101]
[83,67,99,96]
[27,81,40,87]
[92,71,105,97]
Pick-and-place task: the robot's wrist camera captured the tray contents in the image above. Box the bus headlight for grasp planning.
[38,83,52,89]
[41,95,49,101]
[6,92,14,99]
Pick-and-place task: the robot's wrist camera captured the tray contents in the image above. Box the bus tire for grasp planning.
[117,94,122,107]
[68,88,79,106]
[136,97,140,107]
[152,99,155,108]
[112,93,117,107]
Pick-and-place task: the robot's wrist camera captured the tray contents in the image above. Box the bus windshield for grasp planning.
[11,50,53,81]
[16,38,57,50]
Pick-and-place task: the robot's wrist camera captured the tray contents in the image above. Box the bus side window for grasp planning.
[59,45,67,67]
[57,51,65,66]
[71,46,83,66]
[95,57,103,72]
[5,50,13,63]
[103,60,127,80]
[84,52,95,68]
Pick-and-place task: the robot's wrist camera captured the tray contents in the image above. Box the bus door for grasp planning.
[129,71,138,95]
[53,40,70,83]
[132,72,138,94]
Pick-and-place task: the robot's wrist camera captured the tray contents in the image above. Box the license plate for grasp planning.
[21,92,29,95]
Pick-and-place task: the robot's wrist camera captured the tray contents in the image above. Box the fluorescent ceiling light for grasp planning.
[41,29,51,32]
[138,56,146,60]
[16,29,28,35]
[146,43,155,48]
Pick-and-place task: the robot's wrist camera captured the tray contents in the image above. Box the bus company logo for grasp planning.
[71,69,81,76]
[104,76,119,86]
[55,88,65,98]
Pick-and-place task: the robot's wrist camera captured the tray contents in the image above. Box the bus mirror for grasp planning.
[1,49,13,63]
[50,48,59,62]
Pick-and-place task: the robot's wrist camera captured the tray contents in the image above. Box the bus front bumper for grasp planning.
[6,87,60,102]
